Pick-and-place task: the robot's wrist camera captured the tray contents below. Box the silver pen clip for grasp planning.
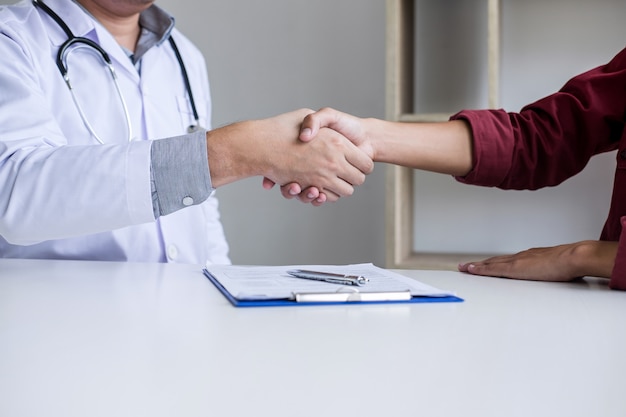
[287,269,369,286]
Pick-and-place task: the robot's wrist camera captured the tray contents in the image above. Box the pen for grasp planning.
[286,269,369,286]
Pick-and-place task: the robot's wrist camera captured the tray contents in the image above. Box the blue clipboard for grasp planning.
[203,269,464,307]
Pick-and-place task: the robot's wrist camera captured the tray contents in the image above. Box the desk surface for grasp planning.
[1,258,624,417]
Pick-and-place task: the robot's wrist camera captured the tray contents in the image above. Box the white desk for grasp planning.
[1,258,625,417]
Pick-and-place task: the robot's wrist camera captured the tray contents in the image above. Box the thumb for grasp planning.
[299,108,335,142]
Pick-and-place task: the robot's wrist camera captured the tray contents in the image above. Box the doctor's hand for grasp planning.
[261,179,327,205]
[264,107,375,204]
[206,109,373,202]
[458,240,618,283]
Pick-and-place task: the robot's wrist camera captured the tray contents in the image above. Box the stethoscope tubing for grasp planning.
[32,0,200,143]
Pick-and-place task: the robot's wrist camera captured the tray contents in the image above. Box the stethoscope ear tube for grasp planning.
[56,37,112,78]
[33,0,72,37]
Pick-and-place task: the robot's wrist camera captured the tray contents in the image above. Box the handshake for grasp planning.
[206,107,377,206]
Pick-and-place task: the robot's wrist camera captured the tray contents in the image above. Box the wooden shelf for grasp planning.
[385,0,501,269]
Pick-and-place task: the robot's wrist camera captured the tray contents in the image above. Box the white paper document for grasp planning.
[203,263,455,301]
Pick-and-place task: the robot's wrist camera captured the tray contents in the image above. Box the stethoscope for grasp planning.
[32,0,201,144]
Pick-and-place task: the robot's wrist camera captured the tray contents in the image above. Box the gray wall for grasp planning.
[4,0,623,265]
[412,0,625,255]
[153,0,388,266]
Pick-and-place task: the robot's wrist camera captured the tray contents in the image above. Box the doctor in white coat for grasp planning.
[0,0,373,264]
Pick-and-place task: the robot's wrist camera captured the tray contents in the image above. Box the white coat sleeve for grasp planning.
[0,29,155,244]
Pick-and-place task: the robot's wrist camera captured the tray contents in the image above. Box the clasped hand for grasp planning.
[263,108,371,205]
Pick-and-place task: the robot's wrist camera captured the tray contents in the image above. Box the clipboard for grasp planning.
[203,267,464,307]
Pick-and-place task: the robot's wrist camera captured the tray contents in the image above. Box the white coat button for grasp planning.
[182,196,194,206]
[167,244,179,260]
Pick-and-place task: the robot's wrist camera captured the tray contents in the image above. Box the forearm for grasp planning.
[205,120,268,188]
[364,118,474,176]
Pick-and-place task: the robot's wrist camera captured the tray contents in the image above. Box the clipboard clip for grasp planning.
[292,289,412,303]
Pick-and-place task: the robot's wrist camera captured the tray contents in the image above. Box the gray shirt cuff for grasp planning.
[150,130,214,218]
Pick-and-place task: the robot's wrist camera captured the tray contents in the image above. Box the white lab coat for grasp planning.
[0,0,230,264]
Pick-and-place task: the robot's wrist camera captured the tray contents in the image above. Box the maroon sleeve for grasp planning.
[451,47,626,190]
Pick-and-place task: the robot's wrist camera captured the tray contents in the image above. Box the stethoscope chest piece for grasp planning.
[187,124,202,133]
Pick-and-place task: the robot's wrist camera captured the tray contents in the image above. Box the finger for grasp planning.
[344,142,374,175]
[336,165,367,190]
[312,192,327,206]
[465,263,501,277]
[304,187,320,200]
[262,177,276,190]
[322,175,356,198]
[296,186,320,204]
[462,259,518,278]
[458,254,514,273]
[320,189,341,203]
[299,108,340,142]
[279,183,302,199]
